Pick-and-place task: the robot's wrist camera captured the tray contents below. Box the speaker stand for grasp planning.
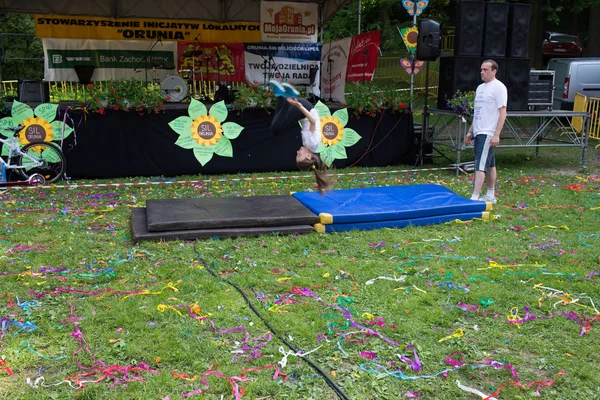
[415,61,431,167]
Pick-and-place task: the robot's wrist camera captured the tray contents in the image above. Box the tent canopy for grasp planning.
[0,0,350,24]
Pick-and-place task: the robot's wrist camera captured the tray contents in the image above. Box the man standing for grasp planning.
[465,59,507,204]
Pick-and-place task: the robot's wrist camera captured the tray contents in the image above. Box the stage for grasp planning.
[2,101,417,179]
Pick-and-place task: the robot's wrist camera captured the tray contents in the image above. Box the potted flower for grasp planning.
[447,90,475,122]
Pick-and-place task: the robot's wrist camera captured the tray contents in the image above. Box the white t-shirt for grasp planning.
[300,108,321,152]
[472,78,507,136]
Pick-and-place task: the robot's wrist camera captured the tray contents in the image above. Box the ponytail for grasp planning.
[297,153,332,194]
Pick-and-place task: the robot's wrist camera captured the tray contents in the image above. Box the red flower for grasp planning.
[400,102,407,109]
[87,83,94,89]
[113,106,120,111]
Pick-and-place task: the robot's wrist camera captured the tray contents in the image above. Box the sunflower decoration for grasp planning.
[401,26,419,54]
[311,101,361,167]
[0,101,73,155]
[168,99,244,166]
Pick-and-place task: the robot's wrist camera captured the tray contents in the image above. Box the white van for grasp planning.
[547,58,600,110]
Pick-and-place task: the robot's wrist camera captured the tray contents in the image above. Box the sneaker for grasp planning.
[269,79,286,97]
[282,82,300,98]
[480,194,497,204]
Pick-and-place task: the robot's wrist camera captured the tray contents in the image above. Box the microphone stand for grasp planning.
[133,38,161,87]
[259,54,271,86]
[193,35,210,100]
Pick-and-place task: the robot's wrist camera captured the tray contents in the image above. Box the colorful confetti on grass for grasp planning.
[1,164,599,398]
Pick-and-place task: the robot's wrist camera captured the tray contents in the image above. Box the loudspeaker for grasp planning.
[483,2,509,57]
[503,57,531,110]
[437,56,482,110]
[416,19,442,61]
[454,0,485,56]
[17,79,50,103]
[74,65,95,85]
[507,3,530,58]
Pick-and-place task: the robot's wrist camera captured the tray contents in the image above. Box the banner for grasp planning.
[260,1,318,43]
[320,38,351,103]
[244,43,321,96]
[42,38,177,82]
[35,14,260,43]
[177,42,246,82]
[346,31,381,82]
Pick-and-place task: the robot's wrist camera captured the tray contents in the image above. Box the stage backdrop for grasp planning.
[321,38,351,103]
[177,42,246,82]
[43,38,177,82]
[260,1,319,43]
[58,106,416,178]
[244,43,321,92]
[35,14,261,43]
[346,31,381,82]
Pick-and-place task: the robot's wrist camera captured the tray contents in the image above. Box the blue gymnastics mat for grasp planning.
[313,211,489,233]
[293,184,492,225]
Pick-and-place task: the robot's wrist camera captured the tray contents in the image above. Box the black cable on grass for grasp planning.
[193,243,351,400]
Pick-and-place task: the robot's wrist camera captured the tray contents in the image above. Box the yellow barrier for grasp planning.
[588,97,600,141]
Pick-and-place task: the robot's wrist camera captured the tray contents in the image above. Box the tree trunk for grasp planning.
[528,0,544,69]
[587,3,600,56]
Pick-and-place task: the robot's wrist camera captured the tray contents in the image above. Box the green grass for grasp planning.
[1,143,599,399]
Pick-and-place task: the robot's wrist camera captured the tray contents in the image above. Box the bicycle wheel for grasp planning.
[17,141,66,184]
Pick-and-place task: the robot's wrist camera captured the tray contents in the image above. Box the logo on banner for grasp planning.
[168,99,244,166]
[310,101,361,167]
[263,6,316,36]
[0,101,73,149]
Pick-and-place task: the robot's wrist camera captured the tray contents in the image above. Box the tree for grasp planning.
[0,14,44,81]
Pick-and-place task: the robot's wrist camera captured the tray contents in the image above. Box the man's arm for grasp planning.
[490,106,506,147]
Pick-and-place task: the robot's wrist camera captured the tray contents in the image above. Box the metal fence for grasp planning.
[588,97,600,141]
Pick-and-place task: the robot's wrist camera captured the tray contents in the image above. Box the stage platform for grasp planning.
[0,101,416,178]
[131,184,492,242]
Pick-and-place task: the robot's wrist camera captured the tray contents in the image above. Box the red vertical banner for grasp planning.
[177,42,246,82]
[345,31,381,82]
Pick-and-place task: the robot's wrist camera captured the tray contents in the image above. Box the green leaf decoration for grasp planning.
[315,142,327,153]
[193,147,214,166]
[209,101,228,123]
[333,108,349,128]
[34,103,58,122]
[213,136,233,157]
[222,122,244,140]
[1,144,9,157]
[314,101,331,119]
[340,128,361,147]
[0,117,15,137]
[168,116,193,136]
[50,121,74,140]
[11,101,34,126]
[321,146,335,167]
[332,143,348,160]
[175,133,197,149]
[38,147,62,163]
[188,99,207,120]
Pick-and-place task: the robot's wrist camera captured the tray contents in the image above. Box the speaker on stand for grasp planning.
[74,65,96,102]
[483,2,509,58]
[507,3,531,58]
[504,57,531,110]
[454,0,485,56]
[437,56,482,110]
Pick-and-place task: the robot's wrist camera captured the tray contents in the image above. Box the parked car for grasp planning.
[542,32,583,63]
[546,58,600,110]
